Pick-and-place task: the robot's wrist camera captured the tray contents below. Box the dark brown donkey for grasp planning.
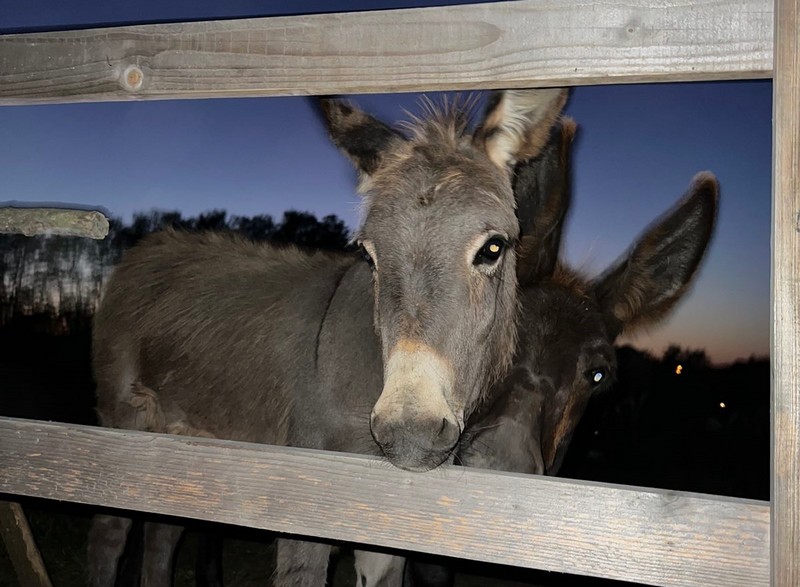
[87,89,569,586]
[394,122,719,587]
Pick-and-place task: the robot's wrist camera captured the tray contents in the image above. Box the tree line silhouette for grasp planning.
[0,209,769,501]
[562,344,769,499]
[0,208,350,332]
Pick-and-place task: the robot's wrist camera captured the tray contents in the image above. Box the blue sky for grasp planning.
[0,2,772,363]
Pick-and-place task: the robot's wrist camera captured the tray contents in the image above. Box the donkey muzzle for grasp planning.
[370,339,460,471]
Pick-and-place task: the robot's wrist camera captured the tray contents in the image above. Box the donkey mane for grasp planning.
[132,227,341,270]
[397,93,482,148]
[354,93,511,223]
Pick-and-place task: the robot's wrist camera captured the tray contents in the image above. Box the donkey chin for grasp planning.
[370,340,462,472]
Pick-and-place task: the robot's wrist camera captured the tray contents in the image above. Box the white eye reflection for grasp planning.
[588,368,606,387]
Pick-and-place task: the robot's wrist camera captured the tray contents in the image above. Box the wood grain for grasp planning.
[771,0,800,585]
[0,0,773,105]
[0,501,53,587]
[0,207,109,239]
[0,418,769,587]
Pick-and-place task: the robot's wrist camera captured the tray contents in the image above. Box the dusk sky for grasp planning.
[1,1,772,364]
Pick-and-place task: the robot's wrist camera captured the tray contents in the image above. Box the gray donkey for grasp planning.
[394,123,719,587]
[88,89,569,586]
[192,118,718,587]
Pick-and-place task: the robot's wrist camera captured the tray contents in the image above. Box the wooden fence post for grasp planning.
[0,501,53,587]
[771,0,800,583]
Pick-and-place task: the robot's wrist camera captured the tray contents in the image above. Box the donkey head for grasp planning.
[321,90,568,471]
[461,120,719,477]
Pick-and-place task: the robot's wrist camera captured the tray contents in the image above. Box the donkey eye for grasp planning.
[587,368,607,387]
[359,244,376,271]
[473,237,506,265]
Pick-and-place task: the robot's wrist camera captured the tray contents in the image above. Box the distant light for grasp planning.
[719,402,726,409]
[675,364,683,375]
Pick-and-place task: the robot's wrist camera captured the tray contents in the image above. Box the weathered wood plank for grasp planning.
[0,0,773,105]
[0,418,769,587]
[771,0,800,585]
[0,501,53,587]
[0,207,109,239]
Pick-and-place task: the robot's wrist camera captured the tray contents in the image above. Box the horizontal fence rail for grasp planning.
[0,418,770,587]
[0,207,109,239]
[0,0,774,105]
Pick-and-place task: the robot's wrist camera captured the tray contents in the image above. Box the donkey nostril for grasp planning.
[370,411,383,434]
[434,416,460,450]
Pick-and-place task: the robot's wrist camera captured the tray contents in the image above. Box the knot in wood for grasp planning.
[121,65,144,91]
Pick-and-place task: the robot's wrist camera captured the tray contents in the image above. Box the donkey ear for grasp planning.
[515,117,577,286]
[318,98,408,176]
[474,88,569,169]
[591,172,719,338]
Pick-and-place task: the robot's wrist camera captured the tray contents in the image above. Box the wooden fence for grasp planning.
[0,0,797,585]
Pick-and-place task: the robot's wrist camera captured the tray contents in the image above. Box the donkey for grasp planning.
[395,131,719,587]
[88,89,569,586]
[188,113,580,587]
[191,119,719,586]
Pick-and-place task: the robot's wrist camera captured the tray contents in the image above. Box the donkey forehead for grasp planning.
[363,147,516,224]
[519,288,612,364]
[362,180,518,249]
[525,285,604,330]
[365,201,517,252]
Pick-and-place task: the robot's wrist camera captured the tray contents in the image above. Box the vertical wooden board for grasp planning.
[772,0,800,584]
